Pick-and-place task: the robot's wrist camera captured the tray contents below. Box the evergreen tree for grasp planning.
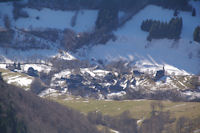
[149,23,158,39]
[17,62,21,70]
[0,72,2,81]
[141,20,145,31]
[95,0,119,30]
[159,22,165,38]
[174,9,178,16]
[193,26,200,42]
[192,8,196,16]
[13,62,16,69]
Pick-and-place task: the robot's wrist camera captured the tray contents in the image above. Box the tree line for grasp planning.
[151,0,191,11]
[26,0,191,11]
[87,101,200,133]
[141,17,183,41]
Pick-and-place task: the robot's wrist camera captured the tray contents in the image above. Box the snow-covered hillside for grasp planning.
[0,2,93,61]
[0,0,199,101]
[78,1,200,75]
[15,9,98,33]
[1,1,199,76]
[0,2,98,33]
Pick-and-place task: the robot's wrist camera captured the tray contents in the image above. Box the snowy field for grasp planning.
[0,2,126,34]
[79,1,200,75]
[15,9,98,33]
[0,2,98,33]
[0,48,57,61]
[0,2,86,61]
[0,47,77,64]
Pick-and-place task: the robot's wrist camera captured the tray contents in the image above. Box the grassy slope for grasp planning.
[55,96,200,120]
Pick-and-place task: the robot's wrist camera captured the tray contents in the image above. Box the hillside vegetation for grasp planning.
[0,80,100,133]
[54,96,200,133]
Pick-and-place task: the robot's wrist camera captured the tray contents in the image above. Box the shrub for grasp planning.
[30,78,46,94]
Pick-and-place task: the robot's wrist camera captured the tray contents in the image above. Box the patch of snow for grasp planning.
[80,68,96,77]
[53,69,72,79]
[1,72,33,90]
[7,76,32,90]
[194,129,200,133]
[120,82,127,89]
[110,129,120,133]
[82,101,89,103]
[101,83,111,87]
[22,64,52,73]
[93,69,110,77]
[38,88,58,97]
[166,104,186,110]
[0,47,57,62]
[53,51,76,60]
[107,91,126,99]
[183,91,200,100]
[0,64,6,69]
[137,117,145,125]
[0,47,77,65]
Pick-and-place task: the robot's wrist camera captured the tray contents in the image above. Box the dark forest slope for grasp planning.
[0,80,100,133]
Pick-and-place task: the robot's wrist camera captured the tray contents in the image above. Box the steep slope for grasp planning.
[0,80,100,133]
[80,1,200,75]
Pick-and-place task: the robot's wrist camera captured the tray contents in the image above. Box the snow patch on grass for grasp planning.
[0,68,33,90]
[22,64,52,73]
[7,76,32,90]
[107,91,126,99]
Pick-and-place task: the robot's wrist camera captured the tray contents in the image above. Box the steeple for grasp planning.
[163,65,165,75]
